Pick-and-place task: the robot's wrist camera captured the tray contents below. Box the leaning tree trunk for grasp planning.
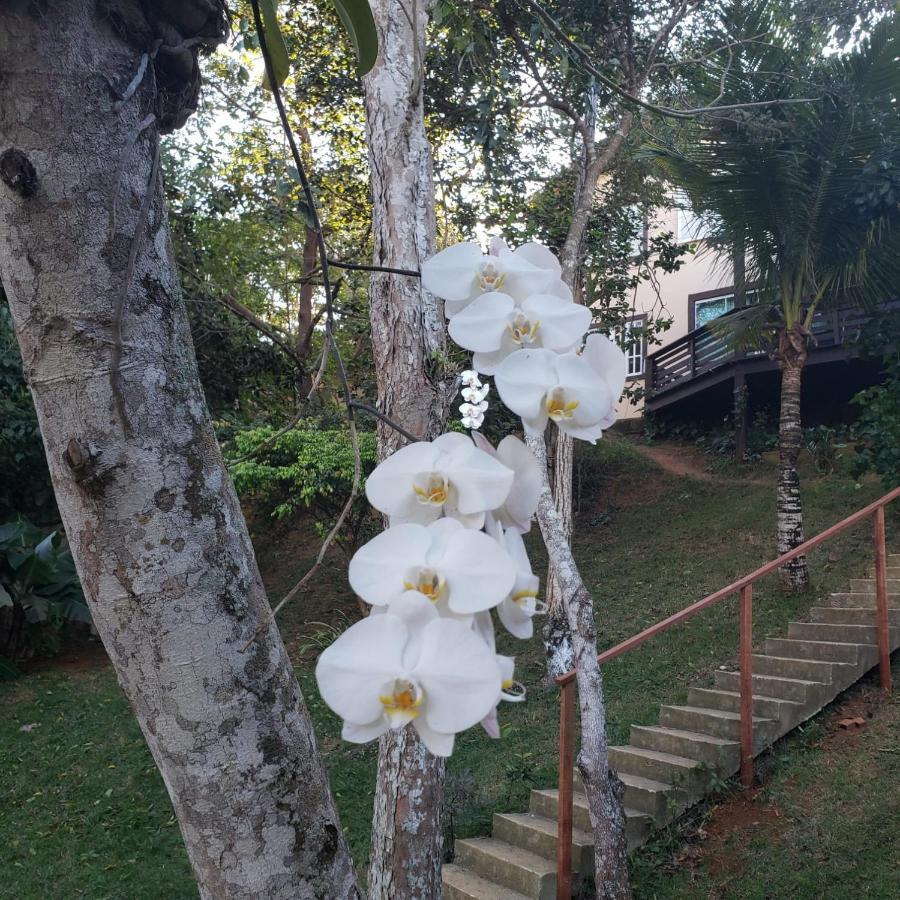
[776,326,810,589]
[528,436,632,899]
[0,3,360,897]
[362,1,451,896]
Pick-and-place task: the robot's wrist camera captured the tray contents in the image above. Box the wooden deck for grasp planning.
[644,303,889,412]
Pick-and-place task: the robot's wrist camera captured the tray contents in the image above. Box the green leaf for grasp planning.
[331,0,378,76]
[259,0,290,91]
[0,584,12,608]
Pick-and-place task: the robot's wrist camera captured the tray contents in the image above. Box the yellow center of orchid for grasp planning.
[413,473,449,506]
[511,589,538,605]
[508,313,540,345]
[379,680,423,724]
[501,678,515,690]
[477,261,506,292]
[545,388,579,422]
[403,568,447,603]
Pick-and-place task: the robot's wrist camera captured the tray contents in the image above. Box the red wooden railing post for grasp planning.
[739,584,754,789]
[556,680,575,900]
[873,506,892,694]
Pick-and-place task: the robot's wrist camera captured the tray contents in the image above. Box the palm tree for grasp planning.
[645,13,900,588]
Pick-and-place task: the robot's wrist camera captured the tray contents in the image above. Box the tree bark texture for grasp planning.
[776,326,809,589]
[527,434,632,900]
[545,124,634,678]
[362,1,451,897]
[0,4,360,897]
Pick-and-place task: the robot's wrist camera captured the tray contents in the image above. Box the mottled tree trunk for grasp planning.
[362,1,450,896]
[776,327,809,589]
[0,3,359,897]
[528,435,632,900]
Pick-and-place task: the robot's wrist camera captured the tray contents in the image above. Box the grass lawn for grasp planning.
[1,436,896,899]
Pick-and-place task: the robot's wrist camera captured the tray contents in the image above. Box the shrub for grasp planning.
[850,309,900,490]
[228,422,378,554]
[0,518,90,674]
[804,425,847,476]
[852,374,900,489]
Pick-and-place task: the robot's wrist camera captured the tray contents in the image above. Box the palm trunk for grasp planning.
[0,3,359,897]
[362,1,451,895]
[777,332,809,588]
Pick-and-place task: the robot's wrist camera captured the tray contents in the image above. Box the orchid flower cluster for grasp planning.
[316,238,628,757]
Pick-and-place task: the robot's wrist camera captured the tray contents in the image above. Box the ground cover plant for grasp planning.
[2,438,894,898]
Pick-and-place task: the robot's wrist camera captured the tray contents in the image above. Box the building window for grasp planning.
[690,288,758,330]
[694,292,735,327]
[619,316,646,378]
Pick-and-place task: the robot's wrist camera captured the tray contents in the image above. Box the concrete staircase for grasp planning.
[443,556,900,900]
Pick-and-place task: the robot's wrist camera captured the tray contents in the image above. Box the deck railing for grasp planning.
[644,303,881,399]
[553,486,900,899]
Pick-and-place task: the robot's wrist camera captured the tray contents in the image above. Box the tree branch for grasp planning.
[519,0,818,120]
[499,8,593,146]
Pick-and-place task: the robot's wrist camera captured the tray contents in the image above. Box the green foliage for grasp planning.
[228,422,378,553]
[259,0,290,89]
[804,425,847,476]
[644,13,900,337]
[852,377,900,489]
[0,518,89,671]
[0,299,56,522]
[850,309,900,489]
[330,0,378,76]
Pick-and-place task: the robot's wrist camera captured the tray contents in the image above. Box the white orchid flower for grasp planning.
[472,609,526,739]
[493,334,628,443]
[421,241,559,317]
[471,433,541,534]
[461,382,490,404]
[495,525,543,640]
[348,518,516,616]
[316,592,503,757]
[449,290,592,375]
[460,369,483,387]
[489,238,573,303]
[459,403,485,430]
[365,432,514,529]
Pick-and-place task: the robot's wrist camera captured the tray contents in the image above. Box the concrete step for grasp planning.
[810,606,900,626]
[787,621,898,647]
[828,592,882,608]
[608,745,709,794]
[443,863,532,900]
[763,637,862,664]
[687,686,805,728]
[715,669,823,703]
[659,705,776,744]
[455,837,556,900]
[848,578,900,594]
[630,724,739,771]
[529,790,653,850]
[752,652,852,682]
[572,768,675,822]
[492,813,594,875]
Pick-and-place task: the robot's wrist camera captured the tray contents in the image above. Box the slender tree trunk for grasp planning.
[0,4,359,897]
[528,435,632,900]
[776,326,809,588]
[362,1,451,896]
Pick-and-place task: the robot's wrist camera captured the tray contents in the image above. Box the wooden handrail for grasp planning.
[553,485,898,898]
[557,484,900,686]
